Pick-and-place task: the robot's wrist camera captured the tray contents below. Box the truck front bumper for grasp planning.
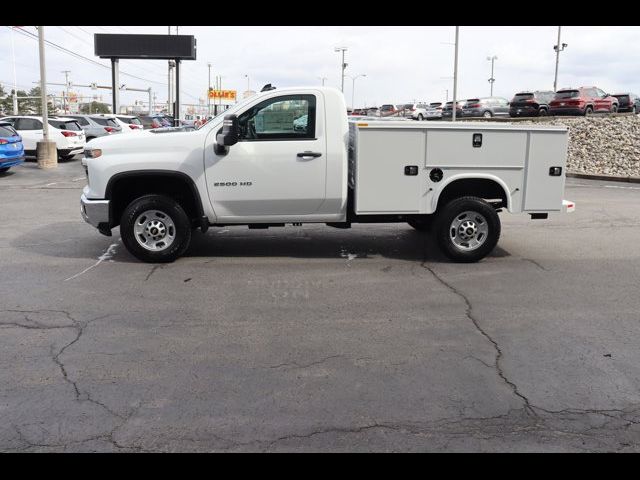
[80,193,112,235]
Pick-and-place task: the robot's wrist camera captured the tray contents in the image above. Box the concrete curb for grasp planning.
[567,172,640,183]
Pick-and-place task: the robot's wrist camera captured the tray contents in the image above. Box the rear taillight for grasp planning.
[467,103,480,108]
[129,124,141,130]
[0,139,8,144]
[61,131,77,137]
[104,127,115,133]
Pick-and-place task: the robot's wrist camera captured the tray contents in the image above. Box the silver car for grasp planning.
[66,114,123,142]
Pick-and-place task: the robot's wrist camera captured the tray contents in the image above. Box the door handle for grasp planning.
[297,151,322,159]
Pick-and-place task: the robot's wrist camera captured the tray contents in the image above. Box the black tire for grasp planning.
[120,194,192,263]
[538,108,548,116]
[434,196,501,263]
[611,104,618,114]
[86,137,96,142]
[483,111,493,118]
[417,114,424,121]
[584,106,593,116]
[632,106,637,114]
[0,167,10,174]
[408,216,434,232]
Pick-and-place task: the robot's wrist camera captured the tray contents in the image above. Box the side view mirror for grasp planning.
[216,114,239,147]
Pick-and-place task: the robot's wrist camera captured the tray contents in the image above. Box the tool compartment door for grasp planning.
[355,128,425,214]
[523,131,568,211]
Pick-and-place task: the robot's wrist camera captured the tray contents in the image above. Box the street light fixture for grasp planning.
[334,46,348,93]
[487,55,498,96]
[553,26,568,92]
[347,74,366,110]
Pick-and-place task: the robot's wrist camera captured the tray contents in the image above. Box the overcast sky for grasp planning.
[1,26,639,110]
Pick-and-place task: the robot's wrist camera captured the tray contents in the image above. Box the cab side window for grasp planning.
[237,94,316,141]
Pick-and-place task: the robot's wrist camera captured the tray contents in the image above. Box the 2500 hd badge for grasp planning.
[213,181,253,187]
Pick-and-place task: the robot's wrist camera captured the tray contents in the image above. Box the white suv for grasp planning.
[0,115,86,159]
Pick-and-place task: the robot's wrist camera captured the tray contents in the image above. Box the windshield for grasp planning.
[513,93,534,101]
[555,90,579,99]
[92,117,118,127]
[195,94,265,131]
[117,116,142,125]
[0,124,18,137]
[49,120,82,131]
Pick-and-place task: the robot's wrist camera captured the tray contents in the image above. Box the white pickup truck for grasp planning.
[80,86,574,263]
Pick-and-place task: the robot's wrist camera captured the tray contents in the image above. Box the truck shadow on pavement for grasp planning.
[12,222,510,264]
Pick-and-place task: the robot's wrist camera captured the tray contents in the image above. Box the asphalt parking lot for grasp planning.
[1,158,640,452]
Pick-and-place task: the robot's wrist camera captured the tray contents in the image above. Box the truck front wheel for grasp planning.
[434,196,501,262]
[120,195,192,263]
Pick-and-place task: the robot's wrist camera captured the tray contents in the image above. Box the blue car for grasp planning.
[0,121,24,173]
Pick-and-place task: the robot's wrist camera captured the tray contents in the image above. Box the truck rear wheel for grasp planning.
[120,194,192,263]
[434,196,501,262]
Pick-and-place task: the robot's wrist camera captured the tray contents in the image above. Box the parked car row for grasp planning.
[354,86,639,122]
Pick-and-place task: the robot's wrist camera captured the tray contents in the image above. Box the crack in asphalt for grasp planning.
[419,263,537,416]
[521,258,547,271]
[144,265,163,281]
[268,354,345,370]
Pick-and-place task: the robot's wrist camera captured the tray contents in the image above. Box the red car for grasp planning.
[549,87,618,116]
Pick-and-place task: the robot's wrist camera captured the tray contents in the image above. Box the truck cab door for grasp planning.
[204,92,327,220]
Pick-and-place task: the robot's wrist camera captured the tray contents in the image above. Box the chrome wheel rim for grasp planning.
[133,210,176,252]
[449,211,489,251]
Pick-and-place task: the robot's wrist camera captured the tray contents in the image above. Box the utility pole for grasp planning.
[318,77,327,86]
[452,26,459,122]
[148,88,153,115]
[10,26,18,115]
[207,63,212,116]
[445,89,449,102]
[62,70,71,114]
[487,56,497,96]
[36,26,56,169]
[553,26,567,92]
[334,47,348,93]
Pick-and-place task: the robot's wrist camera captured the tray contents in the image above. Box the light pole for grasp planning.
[553,26,567,92]
[452,26,459,122]
[244,74,250,92]
[207,63,212,116]
[10,26,18,114]
[62,70,71,113]
[334,46,348,92]
[347,74,366,110]
[318,77,327,86]
[36,26,56,169]
[487,55,497,96]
